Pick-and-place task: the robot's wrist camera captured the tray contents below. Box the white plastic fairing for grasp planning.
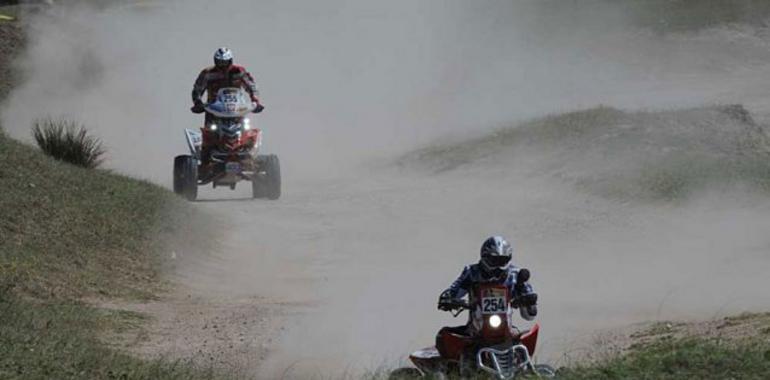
[411,347,440,359]
[204,88,253,118]
[255,130,263,149]
[184,129,202,159]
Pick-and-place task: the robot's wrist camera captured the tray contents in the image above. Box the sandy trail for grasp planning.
[172,157,770,378]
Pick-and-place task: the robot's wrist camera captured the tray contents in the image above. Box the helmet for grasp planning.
[480,236,513,272]
[214,47,233,68]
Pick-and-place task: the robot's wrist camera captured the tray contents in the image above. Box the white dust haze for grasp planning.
[7,0,770,181]
[4,1,770,378]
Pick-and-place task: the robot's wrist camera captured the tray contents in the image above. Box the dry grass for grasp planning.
[32,118,106,169]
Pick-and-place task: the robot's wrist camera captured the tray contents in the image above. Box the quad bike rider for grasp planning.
[392,236,554,379]
[191,47,264,171]
[173,47,280,201]
[436,236,539,350]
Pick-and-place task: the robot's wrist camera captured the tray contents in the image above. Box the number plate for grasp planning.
[480,288,507,314]
[225,162,241,174]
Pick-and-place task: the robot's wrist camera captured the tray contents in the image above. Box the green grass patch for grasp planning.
[0,297,220,380]
[402,106,625,173]
[559,336,770,380]
[0,131,204,300]
[405,105,770,202]
[592,153,770,202]
[383,333,770,380]
[0,131,219,378]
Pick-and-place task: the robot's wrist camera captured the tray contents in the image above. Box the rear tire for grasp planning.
[251,174,264,199]
[252,154,281,200]
[173,155,198,201]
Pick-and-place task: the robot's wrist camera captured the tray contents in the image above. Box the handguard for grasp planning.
[511,292,538,308]
[191,104,205,114]
[437,290,455,311]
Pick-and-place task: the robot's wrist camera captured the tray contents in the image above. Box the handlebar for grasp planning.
[439,293,537,315]
[439,299,470,311]
[439,299,469,318]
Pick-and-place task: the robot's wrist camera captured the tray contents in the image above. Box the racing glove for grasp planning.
[520,305,537,320]
[512,292,538,308]
[252,103,265,114]
[191,100,205,114]
[437,290,455,311]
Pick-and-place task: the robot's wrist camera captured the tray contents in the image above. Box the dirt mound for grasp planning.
[402,105,770,200]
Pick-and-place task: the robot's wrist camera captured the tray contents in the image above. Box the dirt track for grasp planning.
[187,151,770,378]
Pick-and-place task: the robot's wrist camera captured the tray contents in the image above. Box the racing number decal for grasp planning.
[482,297,506,314]
[480,287,507,314]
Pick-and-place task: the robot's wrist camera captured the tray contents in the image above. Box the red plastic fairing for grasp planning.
[519,323,539,356]
[436,330,473,360]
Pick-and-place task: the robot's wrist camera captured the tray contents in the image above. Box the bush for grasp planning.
[32,118,105,169]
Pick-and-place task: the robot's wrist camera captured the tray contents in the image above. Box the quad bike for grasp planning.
[391,269,555,379]
[173,87,281,201]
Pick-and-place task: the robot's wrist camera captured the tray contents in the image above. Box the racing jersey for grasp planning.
[443,263,537,321]
[192,64,260,104]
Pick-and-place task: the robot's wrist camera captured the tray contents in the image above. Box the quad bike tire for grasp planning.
[252,154,281,200]
[387,367,423,380]
[173,155,198,201]
[251,173,265,199]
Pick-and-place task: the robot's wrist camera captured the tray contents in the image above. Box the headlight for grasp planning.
[488,315,502,328]
[210,124,218,131]
[243,118,251,130]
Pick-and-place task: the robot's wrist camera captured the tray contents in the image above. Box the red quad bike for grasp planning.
[173,87,281,201]
[391,269,555,379]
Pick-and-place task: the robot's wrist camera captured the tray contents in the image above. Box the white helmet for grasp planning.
[214,47,233,67]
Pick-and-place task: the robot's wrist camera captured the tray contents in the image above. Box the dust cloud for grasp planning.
[8,0,770,181]
[3,0,770,378]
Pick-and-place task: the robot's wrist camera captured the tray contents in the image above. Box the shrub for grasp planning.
[32,118,105,169]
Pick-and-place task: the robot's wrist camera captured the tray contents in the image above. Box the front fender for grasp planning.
[520,323,539,357]
[184,129,202,159]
